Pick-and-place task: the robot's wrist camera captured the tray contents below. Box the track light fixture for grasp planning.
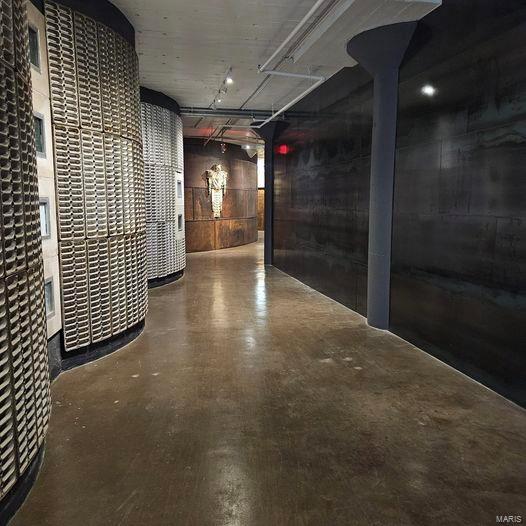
[210,68,233,109]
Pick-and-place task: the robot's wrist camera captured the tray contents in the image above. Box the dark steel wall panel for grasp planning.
[272,67,373,314]
[45,1,146,352]
[0,0,50,501]
[391,0,526,404]
[269,1,525,404]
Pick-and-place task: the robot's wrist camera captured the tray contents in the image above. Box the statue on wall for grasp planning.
[206,164,228,218]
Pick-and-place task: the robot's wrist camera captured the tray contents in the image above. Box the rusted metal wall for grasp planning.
[184,140,258,252]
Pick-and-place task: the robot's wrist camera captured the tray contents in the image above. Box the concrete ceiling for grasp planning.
[112,0,440,144]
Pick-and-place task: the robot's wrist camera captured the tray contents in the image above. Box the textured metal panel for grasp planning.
[132,140,145,232]
[27,264,49,444]
[74,11,102,131]
[12,0,30,82]
[0,0,50,500]
[104,133,124,237]
[0,279,17,495]
[174,114,184,173]
[121,137,134,234]
[45,1,79,127]
[109,236,127,335]
[17,73,40,270]
[165,166,176,222]
[5,271,39,473]
[0,0,15,67]
[87,238,111,343]
[53,125,84,240]
[0,63,21,277]
[81,130,107,238]
[59,241,90,350]
[146,223,158,280]
[124,235,138,326]
[141,102,185,279]
[98,24,119,135]
[176,238,186,273]
[115,34,126,137]
[46,3,146,352]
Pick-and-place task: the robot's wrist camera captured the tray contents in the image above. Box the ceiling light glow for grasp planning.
[226,77,234,84]
[421,84,437,97]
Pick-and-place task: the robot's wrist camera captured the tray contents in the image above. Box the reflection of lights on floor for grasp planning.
[254,270,267,318]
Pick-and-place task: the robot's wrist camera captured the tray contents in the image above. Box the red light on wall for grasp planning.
[276,144,290,155]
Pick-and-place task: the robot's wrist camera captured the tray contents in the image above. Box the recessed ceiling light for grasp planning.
[421,84,437,97]
[226,77,234,85]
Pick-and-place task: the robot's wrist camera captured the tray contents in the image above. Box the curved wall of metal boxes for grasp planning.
[44,1,147,352]
[0,0,51,501]
[141,97,186,284]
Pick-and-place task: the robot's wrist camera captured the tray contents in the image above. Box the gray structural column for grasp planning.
[258,122,281,266]
[347,22,416,329]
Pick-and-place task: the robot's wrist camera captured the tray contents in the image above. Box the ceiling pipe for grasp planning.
[258,0,328,72]
[235,77,326,130]
[181,107,273,119]
[205,0,330,139]
[259,69,324,81]
[209,71,325,134]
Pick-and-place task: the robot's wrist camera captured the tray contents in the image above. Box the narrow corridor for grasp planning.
[13,239,526,526]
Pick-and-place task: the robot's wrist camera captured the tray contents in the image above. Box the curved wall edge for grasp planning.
[45,0,135,45]
[60,320,145,371]
[0,446,44,525]
[47,332,62,381]
[140,86,181,116]
[0,0,51,509]
[45,0,147,353]
[141,98,186,281]
[148,269,185,289]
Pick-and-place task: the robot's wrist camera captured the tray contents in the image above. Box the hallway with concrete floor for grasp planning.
[12,238,526,526]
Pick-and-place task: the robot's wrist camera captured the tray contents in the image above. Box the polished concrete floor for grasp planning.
[13,238,526,525]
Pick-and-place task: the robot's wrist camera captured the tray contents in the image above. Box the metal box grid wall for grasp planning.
[45,1,146,352]
[74,12,102,132]
[141,102,185,280]
[0,0,51,501]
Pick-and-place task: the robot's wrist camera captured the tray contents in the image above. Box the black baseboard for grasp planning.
[60,320,145,371]
[0,445,44,525]
[148,269,184,289]
[47,332,62,382]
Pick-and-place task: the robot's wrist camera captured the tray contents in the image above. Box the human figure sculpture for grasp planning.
[205,164,228,218]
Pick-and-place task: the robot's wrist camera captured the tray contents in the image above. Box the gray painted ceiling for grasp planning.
[112,0,440,143]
